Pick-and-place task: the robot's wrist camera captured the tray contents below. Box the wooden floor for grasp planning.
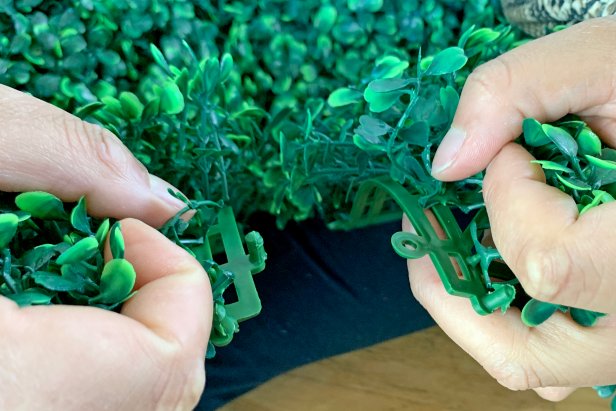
[221,326,606,411]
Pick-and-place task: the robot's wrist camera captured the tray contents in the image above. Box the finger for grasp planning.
[533,387,576,402]
[0,84,186,227]
[0,219,212,409]
[403,214,616,389]
[112,218,213,355]
[431,16,616,181]
[484,143,616,313]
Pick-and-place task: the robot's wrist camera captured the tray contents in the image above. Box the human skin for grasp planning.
[0,84,213,410]
[405,16,616,401]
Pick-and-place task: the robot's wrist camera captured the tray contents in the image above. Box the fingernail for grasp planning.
[431,127,466,177]
[149,174,187,210]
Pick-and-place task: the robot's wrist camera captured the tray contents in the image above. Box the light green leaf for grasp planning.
[577,128,602,156]
[56,237,99,265]
[327,88,362,107]
[91,258,136,305]
[424,47,467,76]
[109,222,125,259]
[15,192,66,220]
[585,155,616,170]
[530,160,573,173]
[556,174,591,191]
[0,213,19,249]
[159,80,185,114]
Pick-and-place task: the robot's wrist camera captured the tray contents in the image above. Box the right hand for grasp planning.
[409,17,616,402]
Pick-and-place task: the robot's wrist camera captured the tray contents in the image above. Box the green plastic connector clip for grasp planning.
[200,207,266,325]
[340,178,515,315]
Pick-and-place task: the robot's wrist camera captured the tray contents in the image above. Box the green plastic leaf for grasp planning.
[150,43,170,73]
[348,0,383,12]
[530,160,573,173]
[32,272,86,292]
[6,290,52,306]
[56,237,99,265]
[109,222,125,259]
[159,80,185,114]
[363,87,403,113]
[577,128,602,156]
[22,244,56,270]
[352,133,386,152]
[119,91,144,119]
[219,53,234,82]
[521,299,560,327]
[74,102,105,119]
[439,85,459,122]
[585,155,616,170]
[372,55,409,79]
[15,192,66,220]
[357,115,391,137]
[70,196,91,234]
[91,259,136,305]
[400,121,429,147]
[523,118,550,147]
[570,308,605,327]
[0,213,19,249]
[314,4,338,32]
[327,88,362,107]
[367,78,411,93]
[424,47,467,76]
[542,124,578,158]
[95,219,110,247]
[556,174,592,191]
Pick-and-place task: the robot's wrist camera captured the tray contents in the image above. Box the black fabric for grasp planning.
[196,215,435,411]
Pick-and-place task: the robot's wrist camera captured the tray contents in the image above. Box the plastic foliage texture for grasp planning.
[1,1,615,402]
[0,190,266,358]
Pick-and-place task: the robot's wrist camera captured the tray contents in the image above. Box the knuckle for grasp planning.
[482,342,545,391]
[491,362,543,392]
[466,57,514,102]
[522,239,574,303]
[54,115,147,183]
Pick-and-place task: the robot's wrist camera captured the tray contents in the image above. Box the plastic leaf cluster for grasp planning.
[0,190,265,358]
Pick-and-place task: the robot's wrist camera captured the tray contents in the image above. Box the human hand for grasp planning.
[0,84,212,410]
[407,17,616,400]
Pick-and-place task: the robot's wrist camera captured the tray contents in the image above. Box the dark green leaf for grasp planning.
[521,299,560,327]
[6,289,53,306]
[70,197,91,234]
[32,272,86,292]
[523,118,550,147]
[570,308,605,327]
[542,124,578,158]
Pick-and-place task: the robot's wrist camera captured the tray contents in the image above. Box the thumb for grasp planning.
[431,16,616,181]
[0,84,185,227]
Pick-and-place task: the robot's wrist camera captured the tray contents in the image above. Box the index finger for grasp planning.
[431,17,616,181]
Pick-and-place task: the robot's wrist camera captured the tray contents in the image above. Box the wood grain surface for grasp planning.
[221,326,606,411]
